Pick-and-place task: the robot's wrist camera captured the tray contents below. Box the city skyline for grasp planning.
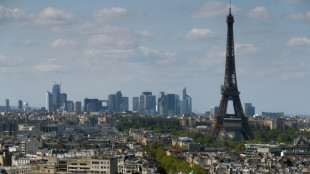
[0,0,310,114]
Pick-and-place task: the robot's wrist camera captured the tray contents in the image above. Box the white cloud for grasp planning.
[285,13,304,20]
[0,54,6,61]
[83,49,134,58]
[50,38,77,48]
[191,2,238,18]
[135,30,155,37]
[282,51,290,57]
[279,0,305,4]
[139,46,177,65]
[93,7,127,23]
[284,11,310,21]
[306,11,310,21]
[186,28,215,40]
[248,6,270,19]
[235,43,260,55]
[281,72,306,79]
[23,39,32,46]
[0,5,27,20]
[51,24,154,38]
[0,26,4,30]
[0,5,73,25]
[286,37,310,47]
[84,33,136,59]
[34,58,63,72]
[191,46,225,71]
[87,34,136,49]
[0,54,24,65]
[36,7,73,25]
[35,64,62,72]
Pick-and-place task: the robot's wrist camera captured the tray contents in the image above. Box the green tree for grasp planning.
[192,164,207,174]
[235,141,245,152]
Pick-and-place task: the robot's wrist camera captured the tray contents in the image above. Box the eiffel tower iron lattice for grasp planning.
[209,6,254,141]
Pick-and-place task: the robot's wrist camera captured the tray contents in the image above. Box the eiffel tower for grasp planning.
[209,5,254,141]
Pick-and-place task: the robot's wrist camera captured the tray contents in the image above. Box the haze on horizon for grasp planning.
[0,0,309,114]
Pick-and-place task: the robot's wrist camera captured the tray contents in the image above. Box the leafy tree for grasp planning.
[235,141,245,152]
[148,142,195,174]
[192,164,207,174]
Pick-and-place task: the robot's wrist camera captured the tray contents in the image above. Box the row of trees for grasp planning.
[252,126,301,144]
[119,119,303,149]
[148,142,207,174]
[118,119,182,134]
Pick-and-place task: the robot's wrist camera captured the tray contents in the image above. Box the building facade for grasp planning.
[245,103,255,116]
[158,92,167,115]
[17,100,22,111]
[132,97,139,112]
[139,92,156,115]
[46,91,53,112]
[182,88,192,115]
[74,101,82,112]
[52,84,61,111]
[84,98,102,112]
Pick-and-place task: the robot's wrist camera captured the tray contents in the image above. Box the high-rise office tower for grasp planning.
[60,93,67,107]
[209,6,254,141]
[52,83,61,111]
[108,94,116,111]
[74,101,82,112]
[167,94,179,116]
[116,91,123,112]
[121,97,129,111]
[244,103,255,116]
[176,95,181,116]
[84,98,102,112]
[5,99,10,112]
[210,106,219,116]
[108,91,128,112]
[182,88,192,115]
[18,100,23,111]
[132,97,139,112]
[65,101,74,112]
[87,103,96,112]
[158,92,167,115]
[46,91,53,112]
[140,92,156,115]
[23,102,28,111]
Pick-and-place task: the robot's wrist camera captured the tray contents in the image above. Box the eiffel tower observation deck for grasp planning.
[209,5,254,141]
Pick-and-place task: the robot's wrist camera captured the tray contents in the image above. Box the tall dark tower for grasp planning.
[209,6,254,141]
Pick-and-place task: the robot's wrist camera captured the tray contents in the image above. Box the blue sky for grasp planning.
[0,0,310,114]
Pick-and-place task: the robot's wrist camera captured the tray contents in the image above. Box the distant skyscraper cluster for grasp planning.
[133,88,192,116]
[46,83,79,112]
[0,98,29,112]
[108,91,129,112]
[140,92,156,115]
[45,83,192,115]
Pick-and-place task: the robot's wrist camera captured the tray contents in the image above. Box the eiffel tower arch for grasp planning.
[209,6,254,141]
